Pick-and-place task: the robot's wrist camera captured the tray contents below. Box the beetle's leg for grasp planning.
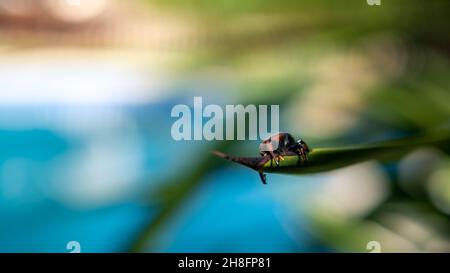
[304,149,309,162]
[275,154,285,166]
[258,171,267,184]
[295,149,303,165]
[300,148,309,163]
[268,151,279,166]
[267,153,273,167]
[295,148,308,165]
[262,152,273,167]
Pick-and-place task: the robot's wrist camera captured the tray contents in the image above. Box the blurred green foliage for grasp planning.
[131,0,450,252]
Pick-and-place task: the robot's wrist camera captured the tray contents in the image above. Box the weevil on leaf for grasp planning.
[213,133,311,184]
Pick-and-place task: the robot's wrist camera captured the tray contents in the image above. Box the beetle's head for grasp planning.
[297,139,310,151]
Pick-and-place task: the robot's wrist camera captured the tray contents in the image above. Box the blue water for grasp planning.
[0,102,319,253]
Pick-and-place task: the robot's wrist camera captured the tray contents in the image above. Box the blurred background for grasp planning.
[0,0,449,252]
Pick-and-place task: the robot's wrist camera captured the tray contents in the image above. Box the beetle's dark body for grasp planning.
[258,132,310,184]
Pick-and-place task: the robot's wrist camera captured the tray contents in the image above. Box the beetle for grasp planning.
[258,132,310,184]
